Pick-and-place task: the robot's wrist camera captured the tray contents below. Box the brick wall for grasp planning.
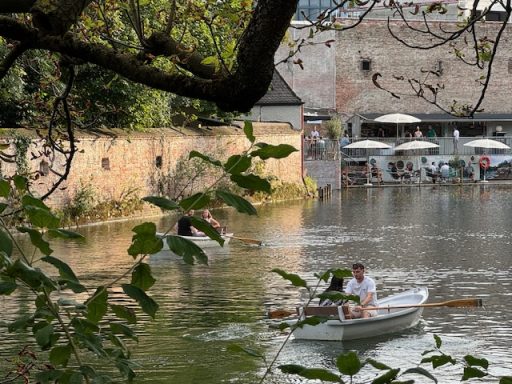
[0,123,303,208]
[335,20,512,115]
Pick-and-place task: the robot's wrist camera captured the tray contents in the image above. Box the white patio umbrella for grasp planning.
[394,140,440,183]
[464,139,510,182]
[344,140,391,186]
[374,113,421,138]
[463,138,511,150]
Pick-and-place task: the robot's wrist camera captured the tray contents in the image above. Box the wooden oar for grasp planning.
[268,298,482,319]
[225,235,262,246]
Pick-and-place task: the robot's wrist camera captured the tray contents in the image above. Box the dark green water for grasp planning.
[2,185,512,383]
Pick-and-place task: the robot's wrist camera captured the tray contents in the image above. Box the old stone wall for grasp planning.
[335,20,512,115]
[305,160,341,189]
[0,122,303,209]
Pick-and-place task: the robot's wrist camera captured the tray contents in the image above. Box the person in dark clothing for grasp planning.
[319,276,345,306]
[175,210,199,236]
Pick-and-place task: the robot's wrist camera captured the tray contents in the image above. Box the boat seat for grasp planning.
[297,306,347,320]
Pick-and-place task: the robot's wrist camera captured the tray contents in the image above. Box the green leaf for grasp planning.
[0,228,13,257]
[279,365,340,382]
[421,354,456,368]
[131,263,156,291]
[372,368,400,384]
[434,334,442,349]
[295,316,329,328]
[42,255,86,293]
[17,227,53,255]
[251,143,297,160]
[227,344,264,359]
[115,358,137,381]
[500,377,512,384]
[243,121,255,143]
[110,322,138,341]
[366,358,391,370]
[142,196,180,211]
[0,279,17,294]
[179,193,210,211]
[0,179,10,197]
[223,154,252,175]
[189,217,224,246]
[86,287,108,324]
[49,344,72,367]
[47,229,85,239]
[403,367,438,383]
[24,205,60,229]
[13,175,28,192]
[110,305,137,324]
[122,283,159,319]
[8,259,58,291]
[21,194,50,210]
[215,190,257,215]
[165,235,209,265]
[8,314,33,332]
[272,268,308,288]
[0,202,7,214]
[230,174,271,193]
[464,355,489,369]
[128,222,163,257]
[462,367,487,381]
[35,370,63,383]
[34,323,59,349]
[189,151,222,167]
[337,351,362,376]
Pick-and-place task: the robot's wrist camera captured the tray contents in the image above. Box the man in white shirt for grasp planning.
[311,127,320,139]
[453,127,460,154]
[344,263,378,319]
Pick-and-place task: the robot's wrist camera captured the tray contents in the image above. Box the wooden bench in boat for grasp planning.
[297,306,351,319]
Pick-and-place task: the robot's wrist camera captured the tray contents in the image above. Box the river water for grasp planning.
[2,185,512,383]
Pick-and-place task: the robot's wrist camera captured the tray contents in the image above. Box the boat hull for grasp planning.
[289,287,428,341]
[157,232,233,249]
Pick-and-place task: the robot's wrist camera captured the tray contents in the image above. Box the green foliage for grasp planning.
[325,115,344,140]
[61,185,144,226]
[1,176,160,381]
[303,176,318,197]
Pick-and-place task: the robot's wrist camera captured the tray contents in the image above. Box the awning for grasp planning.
[355,113,512,123]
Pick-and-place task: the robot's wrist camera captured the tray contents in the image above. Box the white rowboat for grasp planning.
[157,232,233,249]
[287,287,429,341]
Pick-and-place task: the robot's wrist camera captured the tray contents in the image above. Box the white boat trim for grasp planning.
[157,232,233,249]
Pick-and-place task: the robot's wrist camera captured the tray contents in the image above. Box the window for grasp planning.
[361,59,371,71]
[295,0,336,20]
[39,160,49,176]
[101,157,110,170]
[156,156,162,168]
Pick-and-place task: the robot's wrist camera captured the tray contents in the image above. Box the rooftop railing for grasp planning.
[304,137,512,161]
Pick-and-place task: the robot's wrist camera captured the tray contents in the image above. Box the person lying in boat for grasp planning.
[343,263,378,319]
[318,276,344,306]
[174,210,202,237]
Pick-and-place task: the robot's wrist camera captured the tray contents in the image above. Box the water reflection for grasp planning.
[2,185,512,383]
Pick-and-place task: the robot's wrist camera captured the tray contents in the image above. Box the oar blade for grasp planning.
[445,298,483,308]
[268,309,295,319]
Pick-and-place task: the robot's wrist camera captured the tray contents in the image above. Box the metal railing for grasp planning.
[304,137,512,161]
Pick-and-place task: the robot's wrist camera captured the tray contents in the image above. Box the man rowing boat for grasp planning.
[344,263,378,319]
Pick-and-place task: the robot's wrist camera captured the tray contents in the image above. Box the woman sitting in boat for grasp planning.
[202,209,221,228]
[344,263,378,319]
[319,276,344,306]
